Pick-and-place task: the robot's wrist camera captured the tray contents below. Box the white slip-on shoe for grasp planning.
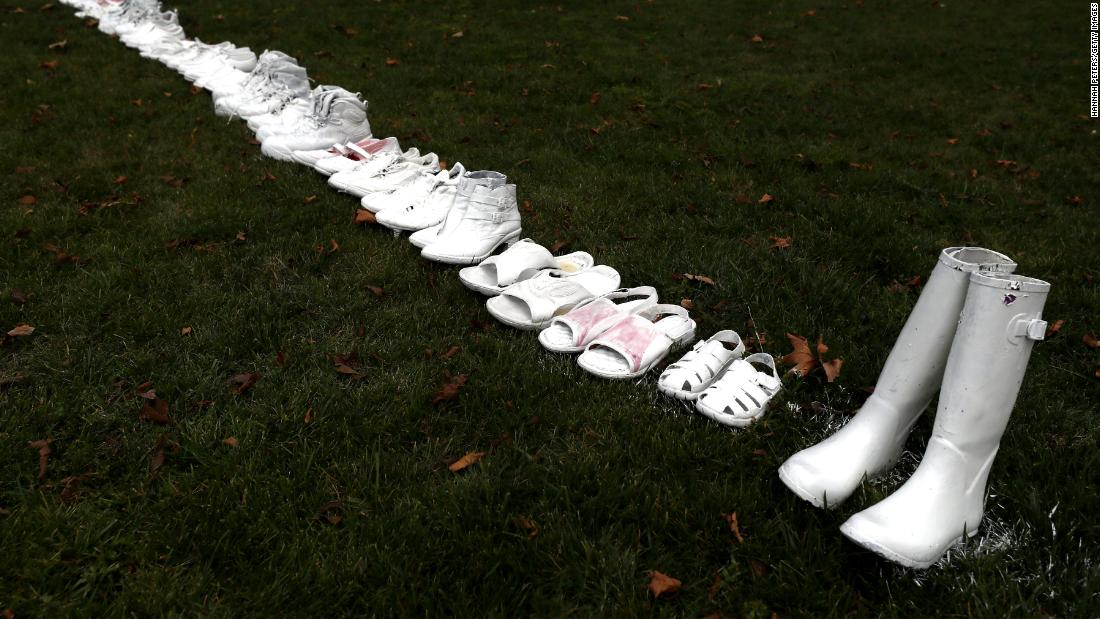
[577,305,697,380]
[420,183,522,265]
[485,266,622,330]
[459,238,594,297]
[657,330,747,401]
[537,286,657,352]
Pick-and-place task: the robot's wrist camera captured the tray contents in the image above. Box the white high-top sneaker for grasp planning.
[295,137,400,174]
[421,183,522,265]
[778,247,1017,508]
[376,163,468,231]
[408,171,508,248]
[327,149,437,197]
[840,271,1049,568]
[211,51,300,104]
[259,92,373,162]
[362,164,465,214]
[251,86,354,139]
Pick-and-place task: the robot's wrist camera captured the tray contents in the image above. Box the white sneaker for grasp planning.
[292,136,399,173]
[327,149,438,197]
[376,164,467,231]
[251,86,353,139]
[259,91,373,162]
[362,163,464,214]
[408,171,508,248]
[421,183,522,264]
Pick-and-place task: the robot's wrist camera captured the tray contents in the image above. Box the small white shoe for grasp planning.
[657,330,747,401]
[695,354,782,427]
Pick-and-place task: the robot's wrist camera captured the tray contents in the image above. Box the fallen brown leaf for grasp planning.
[433,373,468,404]
[1084,332,1100,349]
[758,193,774,204]
[179,326,192,336]
[303,194,318,204]
[723,511,745,543]
[440,345,460,360]
[680,298,695,310]
[39,59,59,70]
[113,175,127,184]
[451,30,464,38]
[781,333,817,376]
[354,208,376,225]
[750,34,764,43]
[228,372,261,395]
[48,39,67,50]
[304,407,315,423]
[647,571,682,598]
[366,285,385,298]
[7,324,34,337]
[222,437,238,448]
[514,515,539,539]
[821,358,844,383]
[449,450,486,472]
[1045,319,1064,338]
[28,438,52,479]
[139,397,172,425]
[385,57,400,66]
[18,195,37,206]
[276,351,286,367]
[770,236,792,250]
[550,239,570,253]
[749,558,769,578]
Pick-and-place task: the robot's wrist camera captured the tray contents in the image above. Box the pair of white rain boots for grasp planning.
[779,247,1050,568]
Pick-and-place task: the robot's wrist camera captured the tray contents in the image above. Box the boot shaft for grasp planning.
[933,271,1049,449]
[870,247,1016,410]
[438,171,508,235]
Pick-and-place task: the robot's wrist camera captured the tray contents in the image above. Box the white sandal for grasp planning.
[458,239,594,296]
[657,330,746,400]
[577,305,696,379]
[485,266,621,330]
[695,353,782,427]
[537,286,658,353]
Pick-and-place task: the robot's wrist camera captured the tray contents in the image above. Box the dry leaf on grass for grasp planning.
[769,236,792,250]
[1083,332,1099,349]
[222,437,238,448]
[758,193,774,204]
[781,333,843,382]
[7,324,34,337]
[723,511,745,543]
[647,571,682,598]
[514,515,539,539]
[28,438,52,479]
[139,397,172,425]
[433,373,468,404]
[449,451,485,472]
[354,209,376,225]
[228,372,261,395]
[18,195,37,205]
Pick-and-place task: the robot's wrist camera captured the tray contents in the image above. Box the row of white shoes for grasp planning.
[57,0,783,414]
[64,0,526,266]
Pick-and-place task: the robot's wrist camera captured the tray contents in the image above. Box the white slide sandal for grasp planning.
[576,305,697,379]
[695,353,782,427]
[657,330,746,401]
[458,239,594,296]
[537,286,659,353]
[485,266,621,330]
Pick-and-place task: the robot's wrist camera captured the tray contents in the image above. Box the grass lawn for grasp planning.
[2,0,1098,615]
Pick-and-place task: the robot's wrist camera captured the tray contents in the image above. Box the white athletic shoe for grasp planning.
[327,149,438,197]
[259,91,373,162]
[376,163,467,231]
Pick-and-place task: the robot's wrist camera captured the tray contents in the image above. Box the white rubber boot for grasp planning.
[840,271,1049,568]
[778,248,1016,508]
